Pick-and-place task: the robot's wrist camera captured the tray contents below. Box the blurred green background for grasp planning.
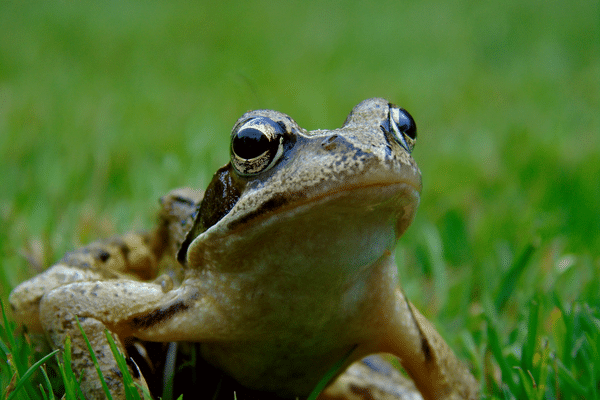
[1,0,598,398]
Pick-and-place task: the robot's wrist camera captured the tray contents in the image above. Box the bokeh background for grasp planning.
[1,0,598,398]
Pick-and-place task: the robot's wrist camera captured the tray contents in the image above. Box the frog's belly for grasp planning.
[199,338,358,397]
[196,250,400,397]
[197,274,384,397]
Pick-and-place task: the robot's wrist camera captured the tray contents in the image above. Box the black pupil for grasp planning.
[397,109,417,139]
[232,127,270,159]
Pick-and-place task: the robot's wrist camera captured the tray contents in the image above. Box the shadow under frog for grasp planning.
[10,98,479,400]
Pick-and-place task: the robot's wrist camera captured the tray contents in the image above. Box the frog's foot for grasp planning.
[38,279,218,400]
[64,315,147,399]
[321,355,423,400]
[38,282,162,399]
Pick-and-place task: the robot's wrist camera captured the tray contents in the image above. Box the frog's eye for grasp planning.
[231,116,286,176]
[387,106,417,153]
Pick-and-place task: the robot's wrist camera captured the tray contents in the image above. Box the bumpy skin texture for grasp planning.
[10,98,479,400]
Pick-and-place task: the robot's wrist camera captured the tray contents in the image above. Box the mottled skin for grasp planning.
[10,98,478,399]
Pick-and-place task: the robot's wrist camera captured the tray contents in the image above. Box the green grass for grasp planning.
[1,0,598,398]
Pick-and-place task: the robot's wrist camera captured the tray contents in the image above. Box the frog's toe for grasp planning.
[321,355,422,400]
[56,314,146,400]
[38,281,167,399]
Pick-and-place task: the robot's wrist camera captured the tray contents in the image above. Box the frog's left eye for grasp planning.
[387,106,417,153]
[231,117,285,176]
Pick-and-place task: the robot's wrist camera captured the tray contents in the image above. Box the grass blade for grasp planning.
[486,315,521,397]
[6,350,58,400]
[554,359,589,398]
[104,329,145,400]
[75,319,113,400]
[55,337,86,400]
[495,242,536,311]
[521,297,540,374]
[0,301,17,354]
[307,346,356,400]
[39,365,56,400]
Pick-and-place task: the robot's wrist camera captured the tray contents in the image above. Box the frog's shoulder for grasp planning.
[156,187,204,260]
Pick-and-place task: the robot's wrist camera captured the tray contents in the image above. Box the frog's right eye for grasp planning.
[386,105,417,153]
[231,117,285,176]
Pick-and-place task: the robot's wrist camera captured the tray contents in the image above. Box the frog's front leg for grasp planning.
[39,278,223,399]
[379,289,479,400]
[9,232,161,333]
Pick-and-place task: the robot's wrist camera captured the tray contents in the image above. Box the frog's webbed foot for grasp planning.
[377,289,479,400]
[321,355,423,400]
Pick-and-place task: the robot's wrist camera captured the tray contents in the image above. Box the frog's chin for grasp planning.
[186,181,420,276]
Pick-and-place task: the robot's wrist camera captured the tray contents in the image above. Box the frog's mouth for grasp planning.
[185,176,421,274]
[225,142,422,233]
[227,179,421,233]
[179,158,421,265]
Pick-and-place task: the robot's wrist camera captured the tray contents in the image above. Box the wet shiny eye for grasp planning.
[231,117,285,176]
[392,107,416,140]
[387,105,417,153]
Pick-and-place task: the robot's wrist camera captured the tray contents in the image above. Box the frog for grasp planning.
[9,98,479,400]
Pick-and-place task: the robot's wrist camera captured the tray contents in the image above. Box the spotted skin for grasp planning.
[10,99,478,399]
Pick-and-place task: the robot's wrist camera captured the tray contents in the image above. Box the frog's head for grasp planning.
[179,98,421,280]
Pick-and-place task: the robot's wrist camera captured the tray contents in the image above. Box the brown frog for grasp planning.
[9,98,479,399]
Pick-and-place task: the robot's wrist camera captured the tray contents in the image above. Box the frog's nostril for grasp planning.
[321,134,339,151]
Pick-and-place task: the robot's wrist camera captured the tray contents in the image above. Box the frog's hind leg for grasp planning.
[321,354,423,400]
[9,232,162,333]
[9,187,203,334]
